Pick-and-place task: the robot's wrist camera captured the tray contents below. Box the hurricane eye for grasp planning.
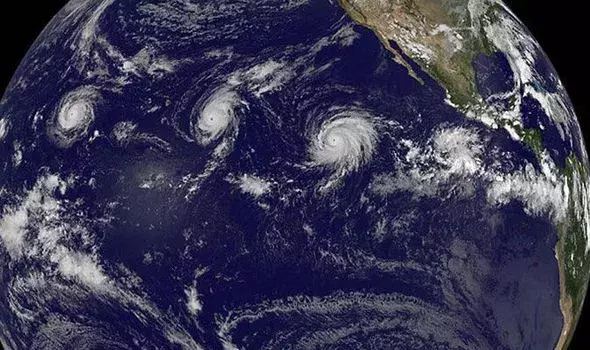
[47,86,101,148]
[61,102,91,131]
[308,110,378,175]
[191,88,241,147]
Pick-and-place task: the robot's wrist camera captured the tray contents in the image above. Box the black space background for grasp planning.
[0,1,588,349]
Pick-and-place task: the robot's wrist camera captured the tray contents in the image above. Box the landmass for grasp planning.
[339,1,590,348]
[338,0,495,107]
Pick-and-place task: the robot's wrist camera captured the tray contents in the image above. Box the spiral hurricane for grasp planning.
[308,110,378,175]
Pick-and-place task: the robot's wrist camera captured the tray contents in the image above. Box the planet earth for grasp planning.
[1,0,589,349]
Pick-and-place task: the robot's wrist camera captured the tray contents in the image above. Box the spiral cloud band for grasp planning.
[308,110,378,175]
[47,86,101,148]
[191,88,241,147]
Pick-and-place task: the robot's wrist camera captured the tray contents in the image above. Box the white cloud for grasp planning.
[371,127,484,199]
[0,118,8,141]
[185,286,203,316]
[0,174,110,290]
